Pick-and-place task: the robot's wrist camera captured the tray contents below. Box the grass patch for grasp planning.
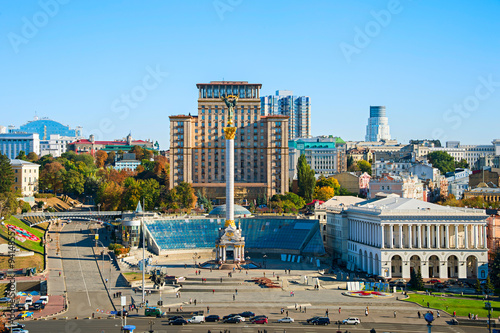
[404,293,499,317]
[122,272,150,283]
[0,216,46,270]
[0,217,45,254]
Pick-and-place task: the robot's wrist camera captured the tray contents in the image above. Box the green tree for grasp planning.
[97,181,123,211]
[490,248,500,288]
[347,155,354,168]
[485,276,494,295]
[427,151,455,174]
[313,186,335,201]
[130,146,144,160]
[39,161,65,195]
[0,191,19,218]
[475,279,482,295]
[297,154,315,202]
[16,151,28,161]
[0,154,14,193]
[140,178,160,210]
[106,151,116,166]
[121,177,142,210]
[316,176,341,193]
[283,192,305,209]
[62,169,85,195]
[409,269,425,291]
[455,159,469,169]
[357,160,372,175]
[175,182,196,210]
[141,159,155,173]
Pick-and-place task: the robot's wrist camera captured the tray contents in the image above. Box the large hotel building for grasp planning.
[169,81,289,202]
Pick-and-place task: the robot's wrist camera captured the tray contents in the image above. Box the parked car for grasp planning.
[16,303,28,311]
[311,317,330,325]
[31,302,44,310]
[342,317,360,325]
[224,317,242,323]
[6,323,25,329]
[39,296,49,304]
[306,316,321,324]
[239,311,255,318]
[167,316,184,322]
[169,318,188,325]
[205,315,220,322]
[11,329,29,333]
[253,317,268,324]
[278,317,294,323]
[0,297,11,303]
[16,311,34,319]
[250,315,268,322]
[428,279,441,284]
[24,297,33,306]
[223,314,240,320]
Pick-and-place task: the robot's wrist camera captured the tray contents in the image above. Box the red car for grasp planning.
[253,318,268,324]
[428,279,441,284]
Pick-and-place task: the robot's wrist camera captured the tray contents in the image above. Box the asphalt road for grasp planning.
[60,222,115,316]
[23,318,480,333]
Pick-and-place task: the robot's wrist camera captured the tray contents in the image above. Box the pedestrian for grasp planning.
[286,310,288,317]
[213,289,215,294]
[299,305,302,312]
[453,311,456,317]
[339,307,341,314]
[304,307,306,313]
[468,313,471,320]
[233,294,235,301]
[394,311,397,318]
[220,277,223,283]
[246,271,248,275]
[277,276,280,281]
[235,289,238,295]
[194,299,197,305]
[273,272,275,277]
[281,308,283,314]
[365,308,369,316]
[418,311,421,319]
[207,306,210,314]
[326,309,329,317]
[59,271,61,277]
[427,302,430,308]
[437,310,440,318]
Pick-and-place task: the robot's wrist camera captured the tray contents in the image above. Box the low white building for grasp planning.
[346,196,488,279]
[40,134,81,157]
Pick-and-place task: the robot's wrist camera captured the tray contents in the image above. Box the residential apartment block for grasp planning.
[365,106,391,142]
[169,81,289,202]
[261,90,310,140]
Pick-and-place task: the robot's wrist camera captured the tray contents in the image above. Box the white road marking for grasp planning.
[73,226,92,307]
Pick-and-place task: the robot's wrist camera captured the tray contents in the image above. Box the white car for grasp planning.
[342,317,360,325]
[278,317,294,323]
[232,315,245,322]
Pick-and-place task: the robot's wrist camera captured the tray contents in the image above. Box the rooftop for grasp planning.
[10,159,40,167]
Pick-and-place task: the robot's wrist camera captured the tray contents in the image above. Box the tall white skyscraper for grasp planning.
[365,106,391,142]
[261,90,311,139]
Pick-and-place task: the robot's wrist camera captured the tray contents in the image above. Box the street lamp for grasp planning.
[485,301,492,333]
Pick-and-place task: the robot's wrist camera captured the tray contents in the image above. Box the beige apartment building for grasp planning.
[10,159,40,197]
[169,81,289,202]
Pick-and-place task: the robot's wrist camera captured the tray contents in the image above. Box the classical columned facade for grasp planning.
[346,197,489,280]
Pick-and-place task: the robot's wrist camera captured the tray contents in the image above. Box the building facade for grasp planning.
[10,159,40,197]
[288,136,346,181]
[10,116,82,139]
[365,106,391,142]
[169,81,289,201]
[346,197,489,279]
[39,134,79,157]
[0,133,40,159]
[68,134,157,156]
[261,90,311,140]
[369,175,424,201]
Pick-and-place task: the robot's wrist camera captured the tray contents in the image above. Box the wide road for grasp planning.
[23,317,479,333]
[60,221,115,316]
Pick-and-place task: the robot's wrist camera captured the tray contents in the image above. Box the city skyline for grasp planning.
[1,1,499,150]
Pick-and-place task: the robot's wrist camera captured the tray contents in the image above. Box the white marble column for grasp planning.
[390,224,394,248]
[464,224,469,249]
[381,225,385,248]
[436,225,440,248]
[474,225,478,249]
[417,224,422,248]
[399,224,403,248]
[408,225,412,249]
[484,224,488,249]
[225,137,234,222]
[427,225,431,248]
[455,224,459,249]
[445,225,449,248]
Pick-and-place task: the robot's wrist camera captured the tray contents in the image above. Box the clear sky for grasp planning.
[1,0,499,149]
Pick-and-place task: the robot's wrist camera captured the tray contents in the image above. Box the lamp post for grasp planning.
[485,301,492,333]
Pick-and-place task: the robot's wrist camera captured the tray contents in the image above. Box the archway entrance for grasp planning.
[374,253,379,276]
[428,255,440,278]
[358,249,363,271]
[410,255,421,274]
[466,255,478,279]
[364,251,368,273]
[368,252,373,275]
[447,255,459,278]
[391,255,402,278]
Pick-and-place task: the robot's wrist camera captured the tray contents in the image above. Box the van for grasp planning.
[39,296,49,304]
[188,315,205,324]
[25,297,33,306]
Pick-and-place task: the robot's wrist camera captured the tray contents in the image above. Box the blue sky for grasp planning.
[1,0,499,149]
